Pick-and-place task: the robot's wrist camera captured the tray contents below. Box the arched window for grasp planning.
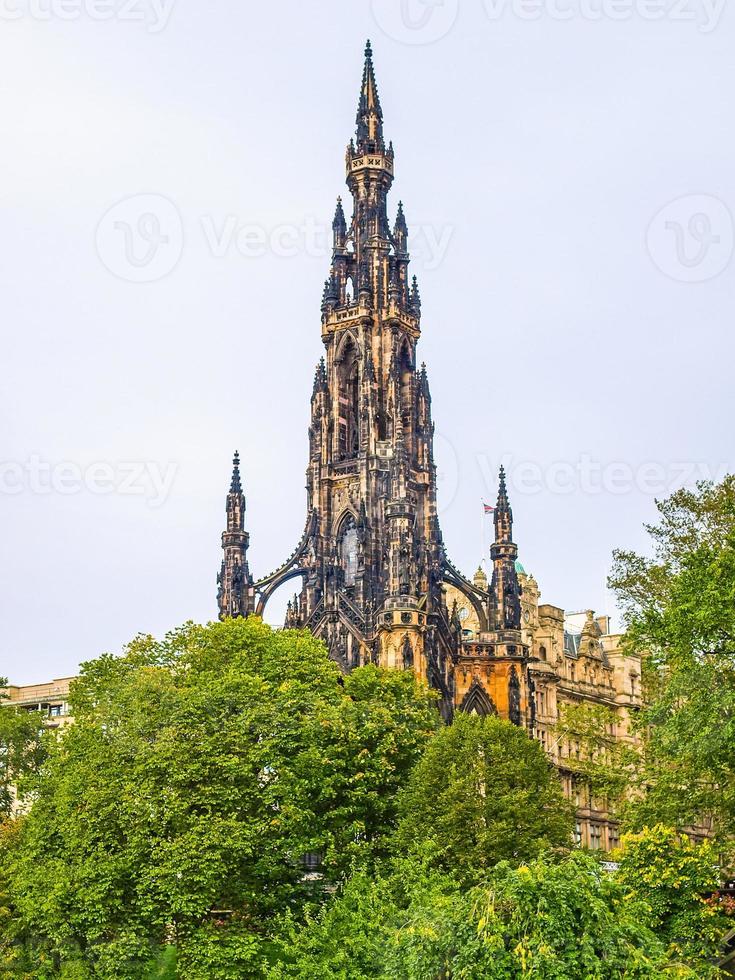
[398,339,413,441]
[539,645,547,662]
[337,336,360,459]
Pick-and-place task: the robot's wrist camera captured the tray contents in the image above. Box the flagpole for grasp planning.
[480,499,486,569]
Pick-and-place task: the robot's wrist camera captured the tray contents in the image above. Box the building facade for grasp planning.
[1,677,74,728]
[214,42,642,849]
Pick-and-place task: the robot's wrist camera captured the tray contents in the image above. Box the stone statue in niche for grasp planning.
[402,636,414,670]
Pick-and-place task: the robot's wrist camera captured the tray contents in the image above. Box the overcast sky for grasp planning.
[1,0,733,684]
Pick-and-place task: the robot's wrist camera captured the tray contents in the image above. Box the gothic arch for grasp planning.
[397,334,414,370]
[254,566,308,618]
[333,507,358,538]
[334,330,361,365]
[459,679,497,717]
[441,565,489,632]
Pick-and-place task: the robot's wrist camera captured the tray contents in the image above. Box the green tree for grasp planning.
[0,680,46,819]
[272,852,690,979]
[394,712,573,884]
[4,619,439,978]
[0,683,52,978]
[269,868,401,980]
[609,477,735,838]
[617,825,730,978]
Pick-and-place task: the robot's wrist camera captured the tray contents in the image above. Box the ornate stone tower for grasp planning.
[216,42,537,728]
[216,452,254,619]
[452,467,533,725]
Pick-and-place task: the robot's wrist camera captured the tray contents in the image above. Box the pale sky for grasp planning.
[1,0,733,684]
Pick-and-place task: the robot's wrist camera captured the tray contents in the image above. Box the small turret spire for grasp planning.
[393,200,408,256]
[409,275,421,316]
[394,200,407,233]
[418,362,430,397]
[312,357,327,396]
[217,450,253,620]
[332,196,347,249]
[487,465,521,632]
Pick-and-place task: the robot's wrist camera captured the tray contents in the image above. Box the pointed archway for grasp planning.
[459,679,497,717]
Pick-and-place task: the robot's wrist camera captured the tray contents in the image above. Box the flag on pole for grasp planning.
[483,502,494,515]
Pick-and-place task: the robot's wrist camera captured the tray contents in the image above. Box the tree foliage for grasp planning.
[2,619,439,978]
[272,852,696,979]
[609,477,735,838]
[0,680,46,819]
[617,825,730,978]
[394,712,574,884]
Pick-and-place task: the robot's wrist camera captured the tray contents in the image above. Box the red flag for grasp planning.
[483,502,494,514]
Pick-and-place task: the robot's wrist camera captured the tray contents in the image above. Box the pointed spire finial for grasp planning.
[409,275,421,315]
[394,200,408,240]
[332,196,347,250]
[356,39,384,151]
[230,450,242,494]
[312,357,327,395]
[497,465,510,509]
[332,196,346,230]
[493,465,514,546]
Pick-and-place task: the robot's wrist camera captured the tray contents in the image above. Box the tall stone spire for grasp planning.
[355,39,384,153]
[217,42,455,719]
[217,451,254,620]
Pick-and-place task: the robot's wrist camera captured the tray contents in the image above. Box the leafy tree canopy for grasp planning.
[272,851,696,979]
[0,679,46,819]
[394,712,574,884]
[609,477,735,839]
[3,619,439,978]
[617,825,730,978]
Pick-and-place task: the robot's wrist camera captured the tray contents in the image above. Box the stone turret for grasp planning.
[217,452,254,620]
